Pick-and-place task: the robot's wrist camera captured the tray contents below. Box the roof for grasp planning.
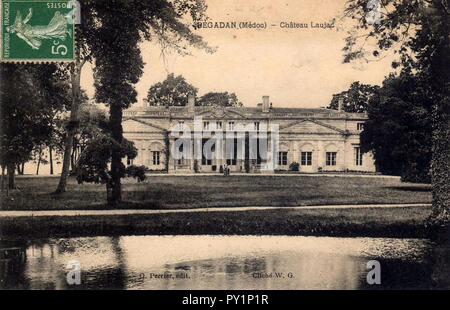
[124,105,367,120]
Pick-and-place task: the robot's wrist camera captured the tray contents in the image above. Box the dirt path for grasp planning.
[0,203,431,218]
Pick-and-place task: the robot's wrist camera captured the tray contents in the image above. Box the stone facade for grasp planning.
[122,96,376,173]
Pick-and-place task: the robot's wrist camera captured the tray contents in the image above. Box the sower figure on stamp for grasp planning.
[6,8,69,50]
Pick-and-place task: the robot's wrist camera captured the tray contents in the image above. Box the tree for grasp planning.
[0,64,69,189]
[328,82,379,113]
[343,0,450,223]
[31,88,82,176]
[360,73,433,182]
[54,49,89,193]
[146,73,198,107]
[92,4,144,205]
[197,92,243,107]
[70,102,108,170]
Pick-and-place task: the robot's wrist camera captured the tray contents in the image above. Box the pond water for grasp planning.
[1,235,449,290]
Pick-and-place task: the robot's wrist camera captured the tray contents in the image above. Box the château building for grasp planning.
[122,96,376,173]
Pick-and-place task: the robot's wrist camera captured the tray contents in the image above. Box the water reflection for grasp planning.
[0,235,449,290]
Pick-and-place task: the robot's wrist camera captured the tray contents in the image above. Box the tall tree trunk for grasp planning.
[7,162,15,190]
[108,103,124,205]
[70,146,76,172]
[431,102,450,223]
[55,60,85,194]
[1,166,5,192]
[49,146,54,175]
[20,162,25,175]
[430,5,450,224]
[16,163,23,175]
[106,177,114,204]
[36,146,42,175]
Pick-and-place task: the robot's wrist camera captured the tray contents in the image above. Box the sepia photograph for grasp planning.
[0,0,449,301]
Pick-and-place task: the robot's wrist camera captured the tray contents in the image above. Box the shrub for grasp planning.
[125,165,146,182]
[76,135,139,184]
[289,162,299,172]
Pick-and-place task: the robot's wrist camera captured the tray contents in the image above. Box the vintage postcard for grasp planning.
[0,0,449,303]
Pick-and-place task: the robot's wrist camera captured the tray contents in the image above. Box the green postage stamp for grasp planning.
[1,0,75,62]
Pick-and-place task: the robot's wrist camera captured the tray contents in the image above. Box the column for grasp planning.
[190,133,195,171]
[168,137,175,173]
[317,141,324,171]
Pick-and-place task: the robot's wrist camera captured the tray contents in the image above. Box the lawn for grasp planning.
[0,175,431,211]
[0,206,433,239]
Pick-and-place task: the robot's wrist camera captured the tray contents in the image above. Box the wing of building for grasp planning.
[123,96,376,174]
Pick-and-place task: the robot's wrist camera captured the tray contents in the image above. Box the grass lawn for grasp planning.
[0,206,434,239]
[0,175,431,211]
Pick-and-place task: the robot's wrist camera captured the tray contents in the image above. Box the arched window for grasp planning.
[150,142,164,166]
[300,143,314,166]
[277,143,290,166]
[325,144,338,166]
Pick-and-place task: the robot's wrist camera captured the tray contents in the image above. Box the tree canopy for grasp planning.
[328,82,379,113]
[146,74,243,107]
[0,63,70,188]
[146,73,198,107]
[197,92,243,107]
[360,72,433,182]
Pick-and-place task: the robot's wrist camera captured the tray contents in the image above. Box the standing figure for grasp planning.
[6,8,69,50]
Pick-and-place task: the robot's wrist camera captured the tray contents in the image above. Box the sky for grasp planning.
[81,0,395,109]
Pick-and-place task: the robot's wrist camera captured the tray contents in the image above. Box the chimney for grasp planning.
[338,97,344,112]
[262,96,270,113]
[187,94,195,114]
